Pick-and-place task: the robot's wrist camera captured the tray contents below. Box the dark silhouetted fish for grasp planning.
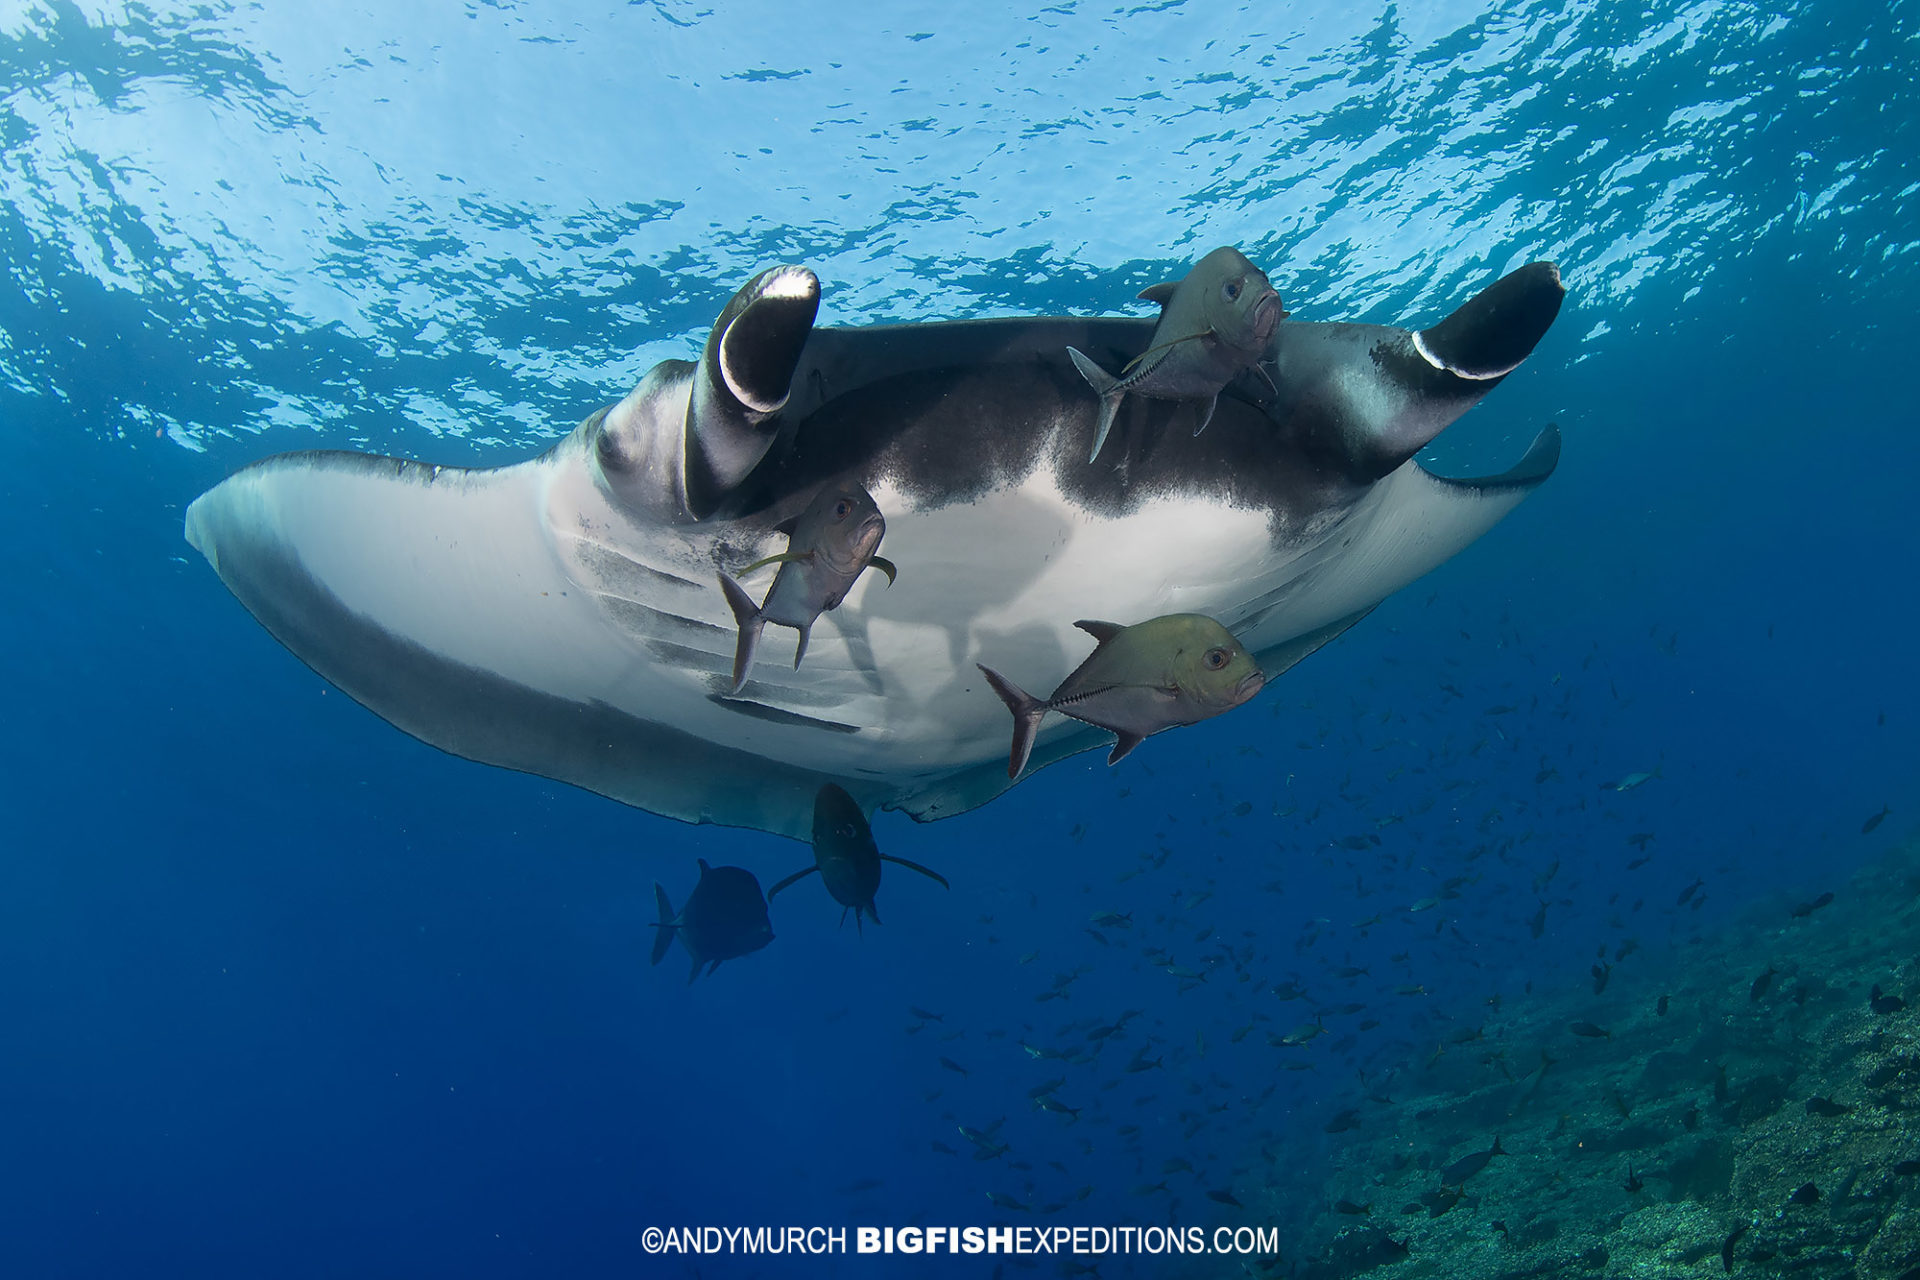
[651,859,774,982]
[1441,1137,1506,1187]
[1873,985,1907,1016]
[767,783,949,933]
[1207,1188,1244,1208]
[1805,1096,1852,1117]
[1791,892,1834,918]
[1750,967,1777,1001]
[1570,1021,1610,1039]
[1863,805,1892,834]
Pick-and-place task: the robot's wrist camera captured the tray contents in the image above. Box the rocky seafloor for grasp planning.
[1232,833,1920,1280]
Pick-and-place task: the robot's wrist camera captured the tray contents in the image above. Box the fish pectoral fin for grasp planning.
[866,555,898,586]
[1073,620,1125,646]
[793,623,812,669]
[1249,360,1278,397]
[1136,281,1179,307]
[882,854,952,891]
[1192,394,1219,437]
[737,550,814,576]
[1107,731,1147,765]
[767,865,820,900]
[1120,327,1210,376]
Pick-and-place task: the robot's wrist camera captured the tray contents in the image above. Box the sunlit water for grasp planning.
[1,2,1915,1276]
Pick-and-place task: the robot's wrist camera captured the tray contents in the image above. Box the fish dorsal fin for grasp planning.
[1074,620,1125,645]
[1137,282,1179,307]
[736,549,813,577]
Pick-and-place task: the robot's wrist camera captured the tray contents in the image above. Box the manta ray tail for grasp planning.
[648,884,677,967]
[717,572,765,692]
[1066,346,1125,463]
[977,663,1048,780]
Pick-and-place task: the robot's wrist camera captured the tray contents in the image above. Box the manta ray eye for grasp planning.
[1204,648,1229,670]
[1223,280,1242,302]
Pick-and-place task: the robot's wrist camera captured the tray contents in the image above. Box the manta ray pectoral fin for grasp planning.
[683,265,821,520]
[1066,346,1126,463]
[1073,620,1124,645]
[717,572,766,693]
[737,550,814,576]
[767,865,819,901]
[1107,731,1146,765]
[1137,281,1179,306]
[866,555,897,586]
[881,853,951,891]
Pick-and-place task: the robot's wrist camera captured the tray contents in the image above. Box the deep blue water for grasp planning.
[2,2,1917,1277]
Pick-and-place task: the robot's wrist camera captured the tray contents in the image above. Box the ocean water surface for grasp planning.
[2,2,1917,1277]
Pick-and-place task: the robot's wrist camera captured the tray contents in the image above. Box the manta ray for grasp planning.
[185,255,1565,842]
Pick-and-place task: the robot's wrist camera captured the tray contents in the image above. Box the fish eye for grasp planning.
[1223,280,1242,302]
[1204,648,1229,670]
[833,499,853,519]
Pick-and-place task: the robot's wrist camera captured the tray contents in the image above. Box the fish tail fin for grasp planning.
[718,572,764,692]
[649,884,676,967]
[977,663,1047,779]
[1192,393,1219,437]
[1067,346,1125,462]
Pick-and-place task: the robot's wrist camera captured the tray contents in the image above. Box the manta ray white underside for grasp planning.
[187,260,1565,841]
